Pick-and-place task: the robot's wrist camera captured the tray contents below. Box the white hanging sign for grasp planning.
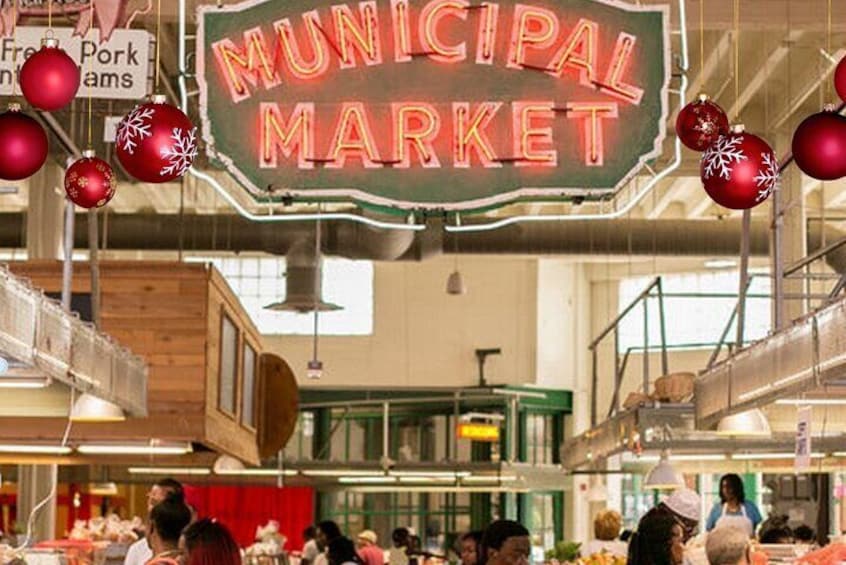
[0,26,151,100]
[795,405,812,472]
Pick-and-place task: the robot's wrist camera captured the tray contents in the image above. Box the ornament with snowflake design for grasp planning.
[116,95,198,183]
[700,127,778,210]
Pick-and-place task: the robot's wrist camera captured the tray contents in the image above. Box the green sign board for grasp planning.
[197,0,669,214]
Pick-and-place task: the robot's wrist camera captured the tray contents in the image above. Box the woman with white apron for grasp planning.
[705,474,763,537]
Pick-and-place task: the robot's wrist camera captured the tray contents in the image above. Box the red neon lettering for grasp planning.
[475,2,499,65]
[506,4,560,70]
[211,28,279,104]
[391,0,413,62]
[274,11,331,80]
[566,102,618,166]
[601,32,644,105]
[512,102,556,166]
[452,102,502,168]
[332,1,383,69]
[547,18,598,87]
[326,103,383,168]
[420,0,470,63]
[392,103,442,168]
[260,103,315,169]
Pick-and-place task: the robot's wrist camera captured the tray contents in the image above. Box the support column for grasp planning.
[772,164,806,328]
[25,163,65,260]
[17,465,57,542]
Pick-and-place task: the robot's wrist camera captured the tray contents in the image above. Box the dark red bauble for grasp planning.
[835,56,846,104]
[115,95,197,183]
[20,39,80,111]
[700,127,779,210]
[675,94,730,151]
[792,109,846,181]
[0,106,48,180]
[64,152,116,209]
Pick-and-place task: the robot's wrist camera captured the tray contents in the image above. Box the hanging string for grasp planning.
[87,0,94,148]
[11,0,17,98]
[827,0,832,101]
[733,0,740,121]
[699,0,704,86]
[48,0,52,30]
[154,0,162,92]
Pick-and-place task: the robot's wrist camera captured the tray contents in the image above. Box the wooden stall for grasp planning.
[2,261,265,464]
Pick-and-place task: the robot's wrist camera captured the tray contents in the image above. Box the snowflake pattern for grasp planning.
[77,176,88,189]
[702,134,747,180]
[116,105,154,155]
[160,127,198,178]
[753,151,779,202]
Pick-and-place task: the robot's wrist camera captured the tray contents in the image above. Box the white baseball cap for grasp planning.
[664,488,701,522]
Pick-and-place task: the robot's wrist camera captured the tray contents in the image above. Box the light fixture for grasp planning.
[587,477,608,502]
[776,398,846,406]
[398,476,456,483]
[704,259,737,269]
[128,467,211,476]
[307,359,323,380]
[0,356,8,374]
[216,468,298,477]
[389,471,471,478]
[0,444,72,455]
[644,450,683,490]
[446,271,466,295]
[338,476,398,484]
[70,393,125,422]
[213,454,245,474]
[89,482,118,496]
[0,376,50,389]
[732,452,825,461]
[77,443,192,455]
[461,475,519,483]
[716,409,771,437]
[301,469,383,477]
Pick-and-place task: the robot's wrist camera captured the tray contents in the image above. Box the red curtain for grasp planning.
[183,485,314,549]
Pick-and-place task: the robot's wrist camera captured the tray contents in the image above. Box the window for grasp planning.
[242,343,257,428]
[618,271,771,352]
[188,256,373,336]
[219,313,238,416]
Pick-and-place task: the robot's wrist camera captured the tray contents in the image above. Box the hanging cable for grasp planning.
[48,0,52,30]
[699,0,704,85]
[11,0,17,99]
[87,0,94,148]
[312,205,321,368]
[155,0,162,93]
[733,0,740,121]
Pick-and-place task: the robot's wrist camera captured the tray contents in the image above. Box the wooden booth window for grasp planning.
[219,313,239,416]
[242,343,257,428]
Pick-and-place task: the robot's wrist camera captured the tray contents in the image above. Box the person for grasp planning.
[628,511,684,565]
[124,478,184,565]
[357,530,385,565]
[180,518,241,565]
[303,527,321,565]
[705,475,762,537]
[705,527,751,565]
[460,531,483,565]
[479,520,531,565]
[758,516,793,544]
[315,521,344,565]
[389,528,411,565]
[330,537,365,565]
[145,498,192,565]
[638,488,702,544]
[583,510,628,558]
[794,525,816,545]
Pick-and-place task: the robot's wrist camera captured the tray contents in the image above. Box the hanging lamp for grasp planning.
[644,450,683,490]
[716,408,771,437]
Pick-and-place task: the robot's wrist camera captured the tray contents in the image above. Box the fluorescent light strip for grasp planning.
[347,486,531,494]
[339,476,398,484]
[302,470,383,477]
[398,476,457,483]
[0,378,50,389]
[78,444,192,455]
[0,444,72,455]
[389,471,471,478]
[461,475,519,483]
[776,399,846,406]
[731,453,825,461]
[128,467,211,476]
[216,469,298,477]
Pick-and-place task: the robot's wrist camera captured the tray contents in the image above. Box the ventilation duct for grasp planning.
[264,239,341,313]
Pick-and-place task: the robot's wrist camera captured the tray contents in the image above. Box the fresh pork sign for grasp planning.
[197,0,669,213]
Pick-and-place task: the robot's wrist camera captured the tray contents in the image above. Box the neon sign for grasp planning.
[197,0,669,213]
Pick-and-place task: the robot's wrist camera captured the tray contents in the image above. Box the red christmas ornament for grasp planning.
[700,125,779,210]
[115,95,197,183]
[20,38,81,111]
[0,104,48,180]
[835,55,846,103]
[792,107,846,181]
[675,94,730,151]
[64,150,117,209]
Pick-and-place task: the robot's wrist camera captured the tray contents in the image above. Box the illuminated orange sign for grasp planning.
[198,0,669,213]
[457,422,501,442]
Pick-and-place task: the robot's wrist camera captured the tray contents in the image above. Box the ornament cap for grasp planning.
[151,94,168,104]
[82,149,96,159]
[698,93,709,102]
[41,37,60,49]
[7,103,20,113]
[824,103,837,113]
[731,124,745,134]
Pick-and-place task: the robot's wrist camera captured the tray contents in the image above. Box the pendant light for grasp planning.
[70,393,125,422]
[446,214,466,295]
[716,408,771,437]
[644,450,683,490]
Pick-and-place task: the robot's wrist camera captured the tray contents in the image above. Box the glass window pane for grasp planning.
[219,314,238,415]
[241,343,257,427]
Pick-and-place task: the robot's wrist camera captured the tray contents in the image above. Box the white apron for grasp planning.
[714,503,755,537]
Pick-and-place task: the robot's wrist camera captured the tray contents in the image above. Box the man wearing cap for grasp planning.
[661,488,702,542]
[358,530,385,565]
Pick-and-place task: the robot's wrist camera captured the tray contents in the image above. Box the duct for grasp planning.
[265,238,341,313]
[1,213,846,268]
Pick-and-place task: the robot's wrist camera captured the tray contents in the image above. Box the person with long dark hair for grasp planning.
[460,531,483,565]
[705,474,762,537]
[627,511,684,565]
[329,537,364,565]
[179,518,241,565]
